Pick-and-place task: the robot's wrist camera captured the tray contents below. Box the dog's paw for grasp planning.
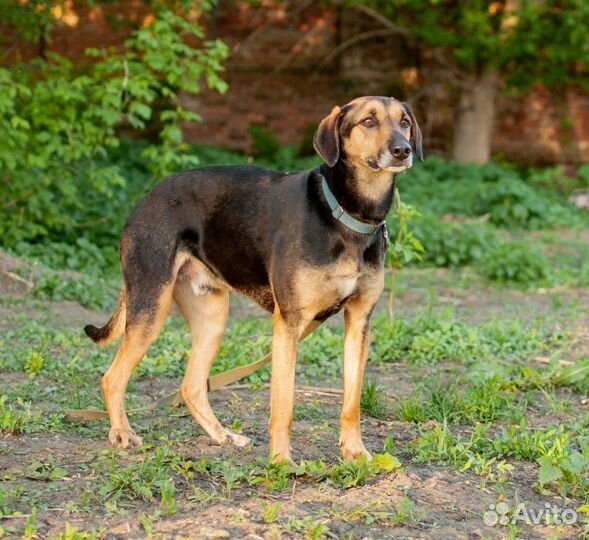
[209,429,251,449]
[340,440,372,462]
[226,431,252,448]
[269,450,295,467]
[109,428,143,449]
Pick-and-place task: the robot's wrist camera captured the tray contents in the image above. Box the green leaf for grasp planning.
[370,453,402,473]
[537,456,563,486]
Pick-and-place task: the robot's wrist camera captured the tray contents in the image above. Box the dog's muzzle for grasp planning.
[367,133,413,172]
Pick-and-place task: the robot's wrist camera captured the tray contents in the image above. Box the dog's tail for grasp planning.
[84,286,126,346]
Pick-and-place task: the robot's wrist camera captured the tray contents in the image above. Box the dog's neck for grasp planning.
[319,160,396,224]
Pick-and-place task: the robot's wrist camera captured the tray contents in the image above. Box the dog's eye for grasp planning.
[361,117,377,128]
[400,117,411,129]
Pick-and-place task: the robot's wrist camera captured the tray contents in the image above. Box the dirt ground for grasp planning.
[1,255,588,539]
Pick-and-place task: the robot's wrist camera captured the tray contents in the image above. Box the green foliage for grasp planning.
[299,325,343,380]
[408,214,498,268]
[0,395,31,434]
[478,241,548,285]
[32,271,118,310]
[492,422,571,462]
[412,420,589,498]
[404,214,550,285]
[411,422,515,483]
[25,457,68,481]
[328,453,402,489]
[371,311,558,364]
[356,0,589,89]
[360,379,390,419]
[386,195,424,270]
[0,5,228,247]
[48,523,103,540]
[398,378,517,424]
[389,157,583,285]
[473,176,575,229]
[399,157,583,230]
[248,123,281,159]
[96,446,183,504]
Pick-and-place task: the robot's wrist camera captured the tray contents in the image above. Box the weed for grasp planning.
[299,325,343,381]
[386,193,424,318]
[0,395,31,434]
[329,453,401,489]
[25,457,68,481]
[158,477,177,515]
[329,457,372,489]
[282,516,330,539]
[22,507,38,540]
[478,241,548,285]
[371,311,564,365]
[24,352,45,379]
[95,447,188,505]
[360,379,390,419]
[412,422,513,483]
[333,500,398,525]
[492,421,571,461]
[139,512,160,535]
[0,488,22,518]
[262,502,281,524]
[187,486,219,507]
[48,523,104,540]
[383,435,396,454]
[251,460,292,492]
[398,378,517,424]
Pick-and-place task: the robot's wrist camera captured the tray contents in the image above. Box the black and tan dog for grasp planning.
[85,96,422,464]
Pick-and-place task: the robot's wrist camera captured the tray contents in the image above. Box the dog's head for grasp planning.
[313,96,423,172]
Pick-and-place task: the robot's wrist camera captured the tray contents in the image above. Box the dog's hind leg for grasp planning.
[174,279,250,448]
[102,284,174,449]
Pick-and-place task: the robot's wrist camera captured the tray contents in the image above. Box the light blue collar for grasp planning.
[320,175,385,235]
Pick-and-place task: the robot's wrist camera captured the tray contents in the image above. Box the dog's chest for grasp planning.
[294,257,362,315]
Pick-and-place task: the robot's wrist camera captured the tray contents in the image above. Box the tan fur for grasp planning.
[340,269,384,460]
[174,279,250,448]
[293,259,361,320]
[102,283,175,448]
[342,98,412,202]
[268,312,316,464]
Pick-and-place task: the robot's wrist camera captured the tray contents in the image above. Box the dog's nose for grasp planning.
[391,142,412,160]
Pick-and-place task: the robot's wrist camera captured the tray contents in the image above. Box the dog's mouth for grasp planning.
[366,156,412,172]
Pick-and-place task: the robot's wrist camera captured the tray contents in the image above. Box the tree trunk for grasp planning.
[453,69,500,164]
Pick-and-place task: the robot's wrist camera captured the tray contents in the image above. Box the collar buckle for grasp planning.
[332,205,345,220]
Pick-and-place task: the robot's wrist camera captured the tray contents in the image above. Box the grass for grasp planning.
[1,152,588,537]
[360,379,390,420]
[397,378,520,424]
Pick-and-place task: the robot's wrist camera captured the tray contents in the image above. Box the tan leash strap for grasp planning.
[207,319,321,391]
[63,319,322,422]
[63,387,183,422]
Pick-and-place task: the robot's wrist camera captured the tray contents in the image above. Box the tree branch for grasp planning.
[314,28,407,72]
[351,4,413,40]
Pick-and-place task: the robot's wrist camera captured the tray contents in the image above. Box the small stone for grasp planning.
[200,527,231,539]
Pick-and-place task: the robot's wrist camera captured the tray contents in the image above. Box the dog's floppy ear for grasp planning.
[401,102,423,161]
[313,105,343,167]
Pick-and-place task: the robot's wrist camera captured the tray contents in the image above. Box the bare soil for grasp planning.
[1,259,588,539]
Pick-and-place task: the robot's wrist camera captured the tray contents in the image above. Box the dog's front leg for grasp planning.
[269,310,307,465]
[339,295,377,461]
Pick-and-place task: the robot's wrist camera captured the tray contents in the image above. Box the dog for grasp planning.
[85,96,422,464]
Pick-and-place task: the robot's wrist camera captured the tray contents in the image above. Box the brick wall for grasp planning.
[186,1,588,164]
